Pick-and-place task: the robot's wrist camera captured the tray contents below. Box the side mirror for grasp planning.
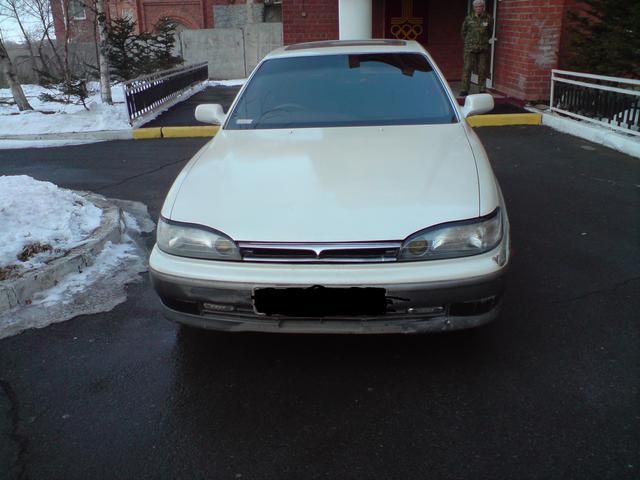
[195,104,226,125]
[461,94,494,118]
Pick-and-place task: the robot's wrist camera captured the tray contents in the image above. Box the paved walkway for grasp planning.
[144,86,241,128]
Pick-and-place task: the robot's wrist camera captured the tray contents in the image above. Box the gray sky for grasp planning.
[0,11,45,43]
[0,17,22,42]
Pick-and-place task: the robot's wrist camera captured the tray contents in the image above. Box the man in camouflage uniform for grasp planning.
[460,0,493,96]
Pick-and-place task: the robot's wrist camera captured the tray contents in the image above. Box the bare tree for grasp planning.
[0,33,33,110]
[12,0,65,79]
[23,0,74,81]
[0,0,41,81]
[93,0,112,103]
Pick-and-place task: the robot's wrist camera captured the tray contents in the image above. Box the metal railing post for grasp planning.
[549,70,555,112]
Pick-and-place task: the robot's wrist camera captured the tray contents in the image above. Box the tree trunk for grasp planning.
[0,39,33,111]
[95,0,113,104]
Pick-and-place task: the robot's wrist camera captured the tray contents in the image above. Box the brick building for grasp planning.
[52,0,281,40]
[53,0,580,101]
[282,0,580,101]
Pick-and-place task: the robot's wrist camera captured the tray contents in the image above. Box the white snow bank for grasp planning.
[0,233,148,339]
[0,102,130,135]
[0,176,102,269]
[0,139,99,149]
[0,82,130,135]
[0,79,246,136]
[208,79,246,87]
[538,111,640,159]
[0,184,155,339]
[34,240,138,306]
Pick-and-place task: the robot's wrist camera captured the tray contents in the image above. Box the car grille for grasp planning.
[238,242,402,263]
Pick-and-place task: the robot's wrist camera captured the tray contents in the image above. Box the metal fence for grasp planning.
[550,70,640,136]
[123,62,209,124]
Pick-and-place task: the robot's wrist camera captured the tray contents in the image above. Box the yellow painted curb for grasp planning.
[133,128,162,139]
[467,113,542,127]
[161,126,219,138]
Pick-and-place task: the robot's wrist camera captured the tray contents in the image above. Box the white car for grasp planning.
[150,39,510,334]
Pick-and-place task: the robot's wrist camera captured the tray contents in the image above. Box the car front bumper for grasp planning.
[149,235,510,334]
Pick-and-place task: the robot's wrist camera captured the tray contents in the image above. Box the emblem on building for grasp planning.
[390,0,424,40]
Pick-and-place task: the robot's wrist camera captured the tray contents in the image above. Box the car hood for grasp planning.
[167,124,480,242]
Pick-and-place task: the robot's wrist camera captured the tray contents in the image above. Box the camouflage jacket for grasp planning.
[462,12,493,52]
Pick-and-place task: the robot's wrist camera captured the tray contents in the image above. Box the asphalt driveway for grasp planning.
[0,126,638,480]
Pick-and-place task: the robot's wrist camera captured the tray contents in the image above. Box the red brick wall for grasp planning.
[52,1,97,43]
[283,0,339,44]
[493,0,567,100]
[108,0,138,27]
[137,0,270,32]
[138,0,205,31]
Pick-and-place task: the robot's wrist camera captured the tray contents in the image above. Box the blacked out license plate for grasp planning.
[253,286,387,317]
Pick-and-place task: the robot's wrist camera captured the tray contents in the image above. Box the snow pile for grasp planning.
[34,241,138,306]
[539,111,640,159]
[0,79,247,138]
[0,82,130,135]
[0,175,102,269]
[0,177,155,338]
[208,79,246,87]
[0,234,148,339]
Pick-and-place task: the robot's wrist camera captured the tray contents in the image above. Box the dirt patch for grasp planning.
[17,242,52,262]
[0,265,21,281]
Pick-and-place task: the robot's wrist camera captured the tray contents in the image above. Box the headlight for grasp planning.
[398,208,502,261]
[156,218,241,260]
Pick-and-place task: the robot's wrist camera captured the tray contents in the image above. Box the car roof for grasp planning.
[265,39,427,59]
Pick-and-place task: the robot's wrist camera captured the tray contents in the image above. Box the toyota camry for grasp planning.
[150,39,510,334]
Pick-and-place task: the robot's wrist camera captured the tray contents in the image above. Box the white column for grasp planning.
[339,0,372,40]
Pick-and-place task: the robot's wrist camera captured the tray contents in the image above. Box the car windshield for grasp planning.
[226,53,458,130]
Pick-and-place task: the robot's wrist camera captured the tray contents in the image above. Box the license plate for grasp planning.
[253,286,386,317]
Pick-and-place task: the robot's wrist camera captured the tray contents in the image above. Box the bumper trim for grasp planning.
[150,268,506,334]
[161,300,502,334]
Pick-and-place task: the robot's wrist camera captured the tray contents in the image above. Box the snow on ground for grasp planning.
[0,79,247,138]
[0,176,155,339]
[32,240,138,306]
[0,82,130,135]
[208,79,246,87]
[535,110,640,159]
[0,138,119,149]
[0,234,149,339]
[0,175,102,270]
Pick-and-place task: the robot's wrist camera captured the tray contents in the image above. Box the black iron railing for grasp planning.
[123,62,209,124]
[550,70,640,136]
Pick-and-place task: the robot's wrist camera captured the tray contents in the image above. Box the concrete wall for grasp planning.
[243,23,283,74]
[0,43,99,88]
[180,23,283,79]
[181,29,246,79]
[213,3,264,28]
